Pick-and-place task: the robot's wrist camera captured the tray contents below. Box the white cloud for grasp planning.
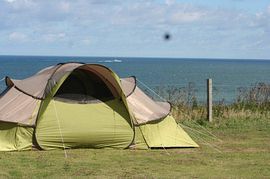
[165,0,175,6]
[42,33,66,43]
[59,1,70,13]
[0,1,267,29]
[0,1,270,58]
[4,0,16,3]
[9,32,27,41]
[170,11,205,23]
[5,0,36,9]
[253,5,270,32]
[81,39,91,45]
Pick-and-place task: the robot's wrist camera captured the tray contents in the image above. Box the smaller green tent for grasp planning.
[0,62,198,151]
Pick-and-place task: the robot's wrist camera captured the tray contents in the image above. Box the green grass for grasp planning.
[0,118,270,178]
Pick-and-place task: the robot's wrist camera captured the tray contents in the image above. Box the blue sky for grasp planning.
[0,0,269,59]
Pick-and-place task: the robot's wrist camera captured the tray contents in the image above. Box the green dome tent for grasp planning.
[0,62,198,151]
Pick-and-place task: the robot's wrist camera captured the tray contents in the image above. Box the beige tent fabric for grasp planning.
[6,63,123,99]
[0,87,40,125]
[0,63,125,126]
[44,63,83,97]
[2,63,171,125]
[7,66,57,98]
[120,77,136,97]
[7,63,83,99]
[120,77,171,125]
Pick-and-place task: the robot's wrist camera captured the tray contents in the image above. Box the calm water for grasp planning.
[1,55,270,103]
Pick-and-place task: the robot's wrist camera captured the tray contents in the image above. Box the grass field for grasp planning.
[0,117,269,178]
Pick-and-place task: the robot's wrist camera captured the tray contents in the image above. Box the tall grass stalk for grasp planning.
[144,82,270,125]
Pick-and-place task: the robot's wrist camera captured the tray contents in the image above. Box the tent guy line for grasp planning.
[136,78,168,102]
[53,99,68,158]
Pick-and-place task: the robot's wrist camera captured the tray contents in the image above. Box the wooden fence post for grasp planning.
[207,79,213,122]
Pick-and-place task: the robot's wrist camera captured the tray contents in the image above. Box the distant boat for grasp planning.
[113,59,122,63]
[99,59,122,63]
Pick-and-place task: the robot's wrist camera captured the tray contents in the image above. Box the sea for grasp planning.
[1,55,270,104]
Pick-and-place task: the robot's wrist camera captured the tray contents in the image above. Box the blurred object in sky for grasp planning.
[164,32,171,41]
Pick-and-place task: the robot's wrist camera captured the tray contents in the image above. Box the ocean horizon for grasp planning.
[1,55,270,103]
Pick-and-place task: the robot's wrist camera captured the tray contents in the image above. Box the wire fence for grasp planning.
[1,77,270,107]
[136,80,269,106]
